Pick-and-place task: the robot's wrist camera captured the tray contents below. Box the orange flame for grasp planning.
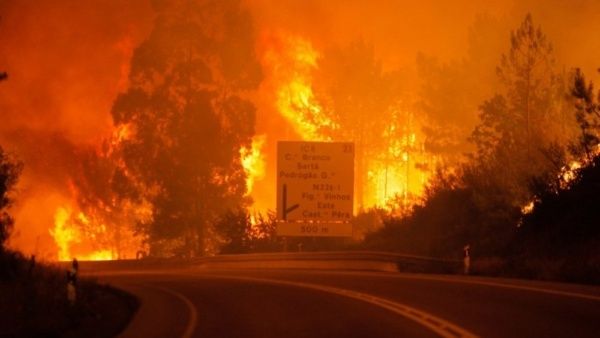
[112,123,134,146]
[50,207,116,261]
[258,32,435,214]
[370,124,433,211]
[49,202,149,261]
[261,33,336,140]
[520,145,600,221]
[241,134,267,195]
[47,119,150,261]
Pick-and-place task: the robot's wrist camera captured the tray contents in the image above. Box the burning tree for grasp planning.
[111,0,262,257]
[315,41,404,210]
[260,34,433,215]
[62,137,152,260]
[364,14,584,259]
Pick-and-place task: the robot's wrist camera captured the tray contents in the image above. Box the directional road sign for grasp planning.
[276,141,354,236]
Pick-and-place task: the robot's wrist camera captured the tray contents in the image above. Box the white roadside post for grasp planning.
[67,258,79,305]
[463,245,471,275]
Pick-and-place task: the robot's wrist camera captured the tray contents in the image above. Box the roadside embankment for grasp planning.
[0,251,138,337]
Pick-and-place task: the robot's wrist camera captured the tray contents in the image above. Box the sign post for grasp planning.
[276,141,354,237]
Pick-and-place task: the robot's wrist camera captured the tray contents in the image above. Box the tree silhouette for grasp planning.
[497,14,555,154]
[470,13,573,205]
[364,14,577,260]
[0,69,22,250]
[0,146,22,250]
[111,0,262,256]
[316,41,399,210]
[570,68,600,161]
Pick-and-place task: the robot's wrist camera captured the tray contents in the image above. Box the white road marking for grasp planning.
[320,271,600,302]
[285,270,600,302]
[195,274,479,338]
[397,275,600,302]
[144,284,198,338]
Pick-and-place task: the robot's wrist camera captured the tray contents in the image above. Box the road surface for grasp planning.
[89,264,600,338]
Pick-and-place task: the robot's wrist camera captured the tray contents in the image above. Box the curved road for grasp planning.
[92,266,600,338]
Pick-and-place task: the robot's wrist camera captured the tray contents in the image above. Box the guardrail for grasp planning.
[191,251,461,274]
[74,251,461,274]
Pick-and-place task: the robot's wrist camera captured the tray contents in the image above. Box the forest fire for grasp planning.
[44,116,150,260]
[51,207,114,261]
[369,130,431,210]
[260,33,335,141]
[49,197,150,261]
[241,134,266,195]
[257,31,434,213]
[1,0,599,264]
[4,5,600,337]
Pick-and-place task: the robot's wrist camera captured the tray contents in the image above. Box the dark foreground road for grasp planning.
[90,265,600,338]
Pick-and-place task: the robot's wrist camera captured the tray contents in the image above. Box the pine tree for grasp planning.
[570,68,600,162]
[316,41,399,210]
[470,13,573,205]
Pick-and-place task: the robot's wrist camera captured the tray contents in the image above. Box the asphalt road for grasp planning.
[91,266,600,338]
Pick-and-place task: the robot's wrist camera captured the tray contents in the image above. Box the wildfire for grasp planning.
[261,33,336,140]
[561,161,582,186]
[257,32,434,214]
[49,203,149,261]
[520,145,600,221]
[112,123,134,146]
[46,119,150,261]
[362,104,432,210]
[559,145,600,188]
[518,159,581,226]
[50,207,116,261]
[521,200,535,215]
[50,208,77,261]
[241,134,266,195]
[370,130,431,210]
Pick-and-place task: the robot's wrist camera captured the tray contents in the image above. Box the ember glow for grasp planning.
[519,144,600,222]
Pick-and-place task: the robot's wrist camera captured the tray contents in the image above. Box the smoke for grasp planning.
[1,0,600,258]
[249,0,600,73]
